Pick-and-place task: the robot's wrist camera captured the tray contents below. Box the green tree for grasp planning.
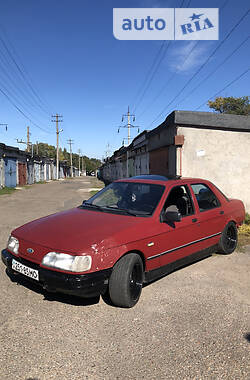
[81,156,101,173]
[36,142,101,172]
[208,96,250,115]
[37,143,56,158]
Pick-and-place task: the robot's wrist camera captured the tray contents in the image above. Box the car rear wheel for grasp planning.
[108,253,143,308]
[217,221,238,254]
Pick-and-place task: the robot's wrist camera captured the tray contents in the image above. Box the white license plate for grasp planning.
[12,259,39,281]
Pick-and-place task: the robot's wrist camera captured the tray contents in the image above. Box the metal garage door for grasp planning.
[4,158,17,188]
[0,159,4,188]
[34,163,40,182]
[18,162,27,186]
[27,162,34,184]
[135,155,141,175]
[140,153,149,175]
[46,164,50,180]
[40,164,44,181]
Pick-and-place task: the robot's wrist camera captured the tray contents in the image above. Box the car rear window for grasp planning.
[191,183,221,212]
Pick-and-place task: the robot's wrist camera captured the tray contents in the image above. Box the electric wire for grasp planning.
[0,70,52,132]
[195,67,250,110]
[0,24,54,116]
[137,41,200,119]
[148,7,250,127]
[171,35,250,110]
[131,0,192,114]
[0,53,51,120]
[131,41,167,113]
[0,85,53,134]
[133,42,171,113]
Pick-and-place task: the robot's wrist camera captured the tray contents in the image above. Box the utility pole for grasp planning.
[26,126,31,152]
[16,138,30,151]
[117,106,140,146]
[0,124,8,132]
[78,149,81,176]
[105,143,111,158]
[52,114,63,180]
[36,141,39,155]
[67,139,74,177]
[16,128,31,152]
[82,156,86,176]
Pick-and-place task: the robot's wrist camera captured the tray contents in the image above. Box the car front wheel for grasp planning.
[108,253,143,308]
[217,221,238,254]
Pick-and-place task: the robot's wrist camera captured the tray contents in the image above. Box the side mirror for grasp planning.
[161,205,182,223]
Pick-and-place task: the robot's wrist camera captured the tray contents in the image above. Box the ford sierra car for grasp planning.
[1,175,245,308]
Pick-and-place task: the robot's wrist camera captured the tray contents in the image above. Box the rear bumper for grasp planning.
[1,249,112,298]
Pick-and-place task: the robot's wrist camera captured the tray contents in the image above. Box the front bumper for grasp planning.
[1,249,112,298]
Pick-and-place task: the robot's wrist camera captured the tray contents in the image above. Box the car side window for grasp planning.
[163,185,194,217]
[191,183,221,212]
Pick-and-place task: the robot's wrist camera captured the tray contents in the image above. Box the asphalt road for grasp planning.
[0,177,249,380]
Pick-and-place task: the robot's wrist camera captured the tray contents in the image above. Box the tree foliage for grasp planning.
[208,96,250,115]
[36,143,101,173]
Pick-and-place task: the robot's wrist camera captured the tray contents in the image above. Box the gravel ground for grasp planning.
[0,177,249,380]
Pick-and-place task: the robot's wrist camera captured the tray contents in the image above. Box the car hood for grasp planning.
[12,207,150,254]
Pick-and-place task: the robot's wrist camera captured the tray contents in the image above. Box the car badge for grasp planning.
[27,248,34,254]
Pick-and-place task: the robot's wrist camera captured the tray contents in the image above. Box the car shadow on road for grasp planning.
[143,254,212,288]
[244,333,250,343]
[6,269,100,307]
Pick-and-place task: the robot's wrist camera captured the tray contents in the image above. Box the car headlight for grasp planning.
[7,236,19,254]
[41,252,92,272]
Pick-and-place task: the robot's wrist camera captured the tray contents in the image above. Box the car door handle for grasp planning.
[192,218,198,223]
[220,211,224,215]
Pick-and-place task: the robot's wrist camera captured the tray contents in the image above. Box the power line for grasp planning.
[131,0,191,114]
[172,35,250,110]
[133,41,171,113]
[179,0,186,7]
[0,79,52,132]
[195,67,250,110]
[0,37,53,125]
[131,41,167,113]
[0,85,53,134]
[0,123,8,132]
[0,25,53,116]
[0,54,51,121]
[137,41,200,119]
[148,7,250,127]
[0,25,56,133]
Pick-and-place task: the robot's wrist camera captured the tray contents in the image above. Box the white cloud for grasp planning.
[169,41,212,73]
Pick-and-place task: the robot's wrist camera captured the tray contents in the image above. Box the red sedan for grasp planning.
[2,175,245,308]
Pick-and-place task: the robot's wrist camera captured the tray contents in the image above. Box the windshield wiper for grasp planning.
[104,206,141,216]
[79,202,103,211]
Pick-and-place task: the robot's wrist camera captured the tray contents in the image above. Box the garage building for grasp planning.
[100,111,250,212]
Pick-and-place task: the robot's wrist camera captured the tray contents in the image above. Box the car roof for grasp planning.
[116,175,209,186]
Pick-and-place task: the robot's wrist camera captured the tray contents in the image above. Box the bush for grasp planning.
[244,213,250,225]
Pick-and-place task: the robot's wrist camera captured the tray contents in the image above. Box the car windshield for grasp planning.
[81,182,165,216]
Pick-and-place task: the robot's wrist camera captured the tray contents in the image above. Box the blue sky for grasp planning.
[0,0,249,159]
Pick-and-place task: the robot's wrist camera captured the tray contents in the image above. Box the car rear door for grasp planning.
[189,182,227,249]
[149,184,204,268]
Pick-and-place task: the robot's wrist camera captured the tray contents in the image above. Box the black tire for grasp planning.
[109,253,143,308]
[217,221,238,254]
